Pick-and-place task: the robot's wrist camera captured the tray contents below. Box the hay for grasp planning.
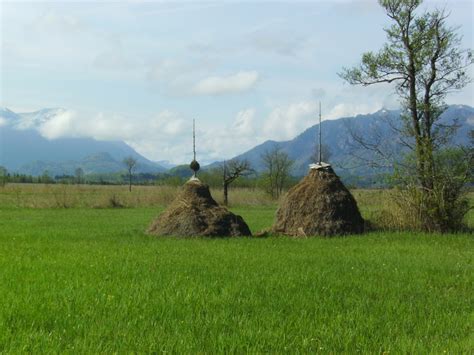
[147,179,251,237]
[273,166,364,236]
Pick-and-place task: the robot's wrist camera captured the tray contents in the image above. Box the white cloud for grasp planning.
[198,111,264,163]
[27,107,194,163]
[38,110,75,139]
[0,118,7,127]
[146,58,219,96]
[326,103,381,119]
[30,11,83,33]
[263,101,318,141]
[232,108,256,135]
[18,106,265,166]
[192,71,259,95]
[150,110,188,135]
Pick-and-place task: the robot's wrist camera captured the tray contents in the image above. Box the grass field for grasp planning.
[0,185,473,352]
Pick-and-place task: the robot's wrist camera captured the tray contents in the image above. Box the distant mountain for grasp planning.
[0,107,166,175]
[0,107,20,124]
[156,160,177,170]
[226,105,474,177]
[2,105,471,179]
[18,152,160,176]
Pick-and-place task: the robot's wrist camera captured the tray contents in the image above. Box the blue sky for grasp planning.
[1,0,473,164]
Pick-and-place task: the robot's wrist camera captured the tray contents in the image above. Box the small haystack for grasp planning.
[273,165,364,237]
[147,179,251,237]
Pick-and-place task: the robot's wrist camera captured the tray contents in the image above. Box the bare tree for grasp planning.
[75,167,84,184]
[310,143,332,163]
[123,157,137,192]
[221,159,253,205]
[261,147,293,198]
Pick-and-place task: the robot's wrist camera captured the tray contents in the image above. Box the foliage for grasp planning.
[39,170,53,184]
[0,167,7,187]
[168,164,193,178]
[388,147,472,231]
[340,0,473,232]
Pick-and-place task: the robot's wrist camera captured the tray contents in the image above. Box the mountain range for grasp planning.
[1,105,472,178]
[0,107,166,176]
[229,105,473,176]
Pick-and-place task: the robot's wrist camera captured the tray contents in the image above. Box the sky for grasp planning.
[1,0,473,164]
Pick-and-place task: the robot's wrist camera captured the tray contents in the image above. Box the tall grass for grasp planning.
[353,189,474,230]
[1,184,472,229]
[0,183,275,209]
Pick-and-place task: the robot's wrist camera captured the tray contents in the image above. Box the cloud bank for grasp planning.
[192,71,259,96]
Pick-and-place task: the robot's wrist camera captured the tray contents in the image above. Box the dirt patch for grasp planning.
[147,179,251,237]
[273,166,364,237]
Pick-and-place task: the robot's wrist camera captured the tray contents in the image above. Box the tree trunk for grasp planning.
[423,99,435,191]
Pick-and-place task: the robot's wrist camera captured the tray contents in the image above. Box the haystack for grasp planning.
[273,165,364,236]
[147,179,251,237]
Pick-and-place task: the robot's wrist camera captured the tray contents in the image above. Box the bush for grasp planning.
[387,148,472,232]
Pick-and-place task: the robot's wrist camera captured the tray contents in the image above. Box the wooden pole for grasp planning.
[318,102,322,164]
[193,119,196,162]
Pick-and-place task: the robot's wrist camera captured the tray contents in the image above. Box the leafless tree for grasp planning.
[261,147,293,198]
[123,157,137,192]
[221,159,253,205]
[75,167,84,184]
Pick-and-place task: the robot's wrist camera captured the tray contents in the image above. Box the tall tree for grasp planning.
[261,147,293,198]
[340,0,473,231]
[123,157,138,192]
[221,159,253,205]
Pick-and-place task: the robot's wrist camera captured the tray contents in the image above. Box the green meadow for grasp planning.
[0,185,472,352]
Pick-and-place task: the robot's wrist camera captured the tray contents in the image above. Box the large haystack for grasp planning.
[273,165,364,236]
[147,179,251,237]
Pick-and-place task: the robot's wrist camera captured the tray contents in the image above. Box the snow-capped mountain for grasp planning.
[0,107,22,126]
[14,108,67,130]
[0,107,166,175]
[0,107,67,131]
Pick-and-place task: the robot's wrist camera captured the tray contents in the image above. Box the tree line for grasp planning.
[120,149,297,203]
[0,147,299,203]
